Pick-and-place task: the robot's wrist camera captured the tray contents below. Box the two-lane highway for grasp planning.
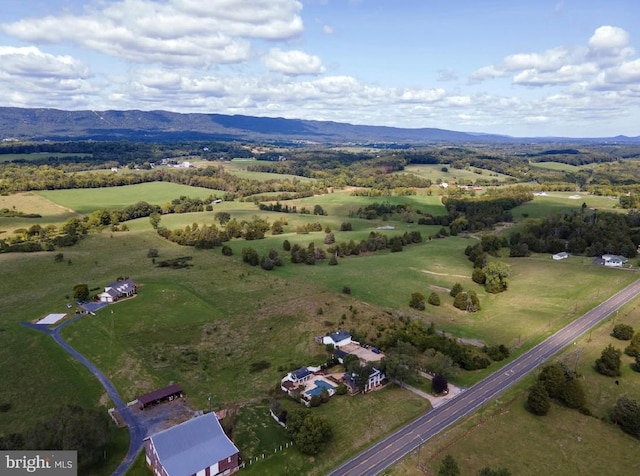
[328,277,640,476]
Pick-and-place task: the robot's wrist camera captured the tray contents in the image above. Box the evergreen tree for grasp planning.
[526,382,550,415]
[595,344,622,377]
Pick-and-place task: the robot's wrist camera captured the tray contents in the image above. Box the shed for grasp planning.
[138,384,183,410]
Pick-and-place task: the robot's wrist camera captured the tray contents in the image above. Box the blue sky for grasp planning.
[1,0,639,137]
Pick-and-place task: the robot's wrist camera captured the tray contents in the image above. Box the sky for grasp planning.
[1,0,639,138]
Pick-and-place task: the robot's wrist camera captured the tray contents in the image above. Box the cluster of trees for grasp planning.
[437,454,512,476]
[611,324,640,370]
[0,405,111,473]
[0,217,86,254]
[284,408,332,455]
[380,321,506,372]
[352,202,411,220]
[328,231,423,257]
[509,210,639,258]
[258,202,326,215]
[157,215,271,248]
[526,362,587,416]
[442,187,533,232]
[464,239,511,294]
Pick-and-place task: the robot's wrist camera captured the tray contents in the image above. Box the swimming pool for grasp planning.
[306,379,336,396]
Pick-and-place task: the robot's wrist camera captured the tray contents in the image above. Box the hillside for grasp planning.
[3,107,638,144]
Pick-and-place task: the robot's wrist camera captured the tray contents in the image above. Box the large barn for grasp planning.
[144,413,240,476]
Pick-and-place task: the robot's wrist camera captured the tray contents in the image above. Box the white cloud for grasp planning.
[0,0,304,67]
[323,25,334,35]
[0,46,89,78]
[588,26,629,53]
[264,49,325,75]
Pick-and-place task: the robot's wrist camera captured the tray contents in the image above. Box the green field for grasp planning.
[402,164,515,184]
[1,179,638,476]
[36,182,221,215]
[222,158,315,182]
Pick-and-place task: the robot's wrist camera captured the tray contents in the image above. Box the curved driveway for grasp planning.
[22,316,145,476]
[329,277,640,476]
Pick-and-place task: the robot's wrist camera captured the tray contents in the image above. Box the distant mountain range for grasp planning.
[0,107,638,144]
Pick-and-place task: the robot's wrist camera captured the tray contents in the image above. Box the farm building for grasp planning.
[144,412,239,476]
[98,278,137,303]
[322,330,352,348]
[138,385,183,410]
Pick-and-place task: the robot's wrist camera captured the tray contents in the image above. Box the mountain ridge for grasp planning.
[0,107,638,144]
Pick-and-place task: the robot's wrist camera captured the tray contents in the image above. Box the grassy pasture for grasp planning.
[0,192,82,230]
[2,181,638,476]
[402,164,514,183]
[511,191,620,223]
[222,159,315,182]
[36,182,221,215]
[389,295,640,476]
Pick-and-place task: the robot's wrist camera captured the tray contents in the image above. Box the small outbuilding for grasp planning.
[138,384,183,410]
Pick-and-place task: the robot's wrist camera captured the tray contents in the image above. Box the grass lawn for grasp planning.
[239,386,431,476]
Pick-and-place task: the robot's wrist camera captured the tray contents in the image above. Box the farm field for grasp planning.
[389,294,640,476]
[511,191,620,222]
[222,158,316,182]
[1,177,638,476]
[36,182,221,215]
[402,164,515,184]
[0,191,82,229]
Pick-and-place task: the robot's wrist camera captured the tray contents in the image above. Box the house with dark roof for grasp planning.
[289,367,312,383]
[98,278,137,303]
[144,412,239,476]
[342,367,385,395]
[322,330,352,348]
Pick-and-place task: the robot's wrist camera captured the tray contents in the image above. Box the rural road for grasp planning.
[328,277,640,476]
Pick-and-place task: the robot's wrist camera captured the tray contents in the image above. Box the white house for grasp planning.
[602,255,628,267]
[553,252,569,260]
[343,367,385,394]
[98,279,137,303]
[322,330,352,348]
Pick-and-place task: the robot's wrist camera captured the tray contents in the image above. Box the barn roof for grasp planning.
[138,384,182,406]
[147,413,238,475]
